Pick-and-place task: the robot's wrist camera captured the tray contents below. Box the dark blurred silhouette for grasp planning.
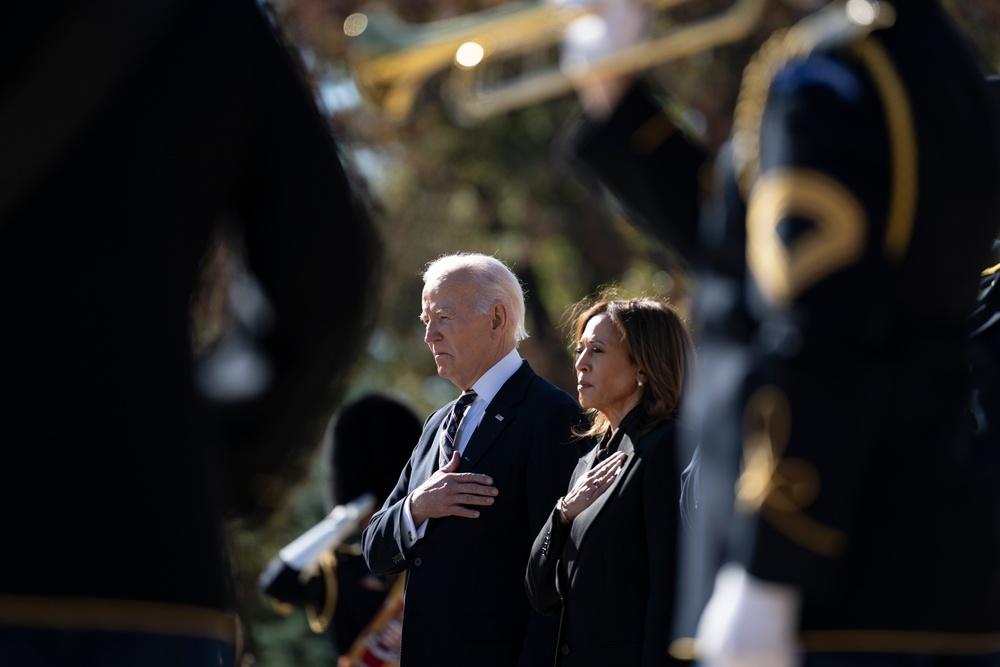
[258,394,422,665]
[968,76,1000,460]
[0,0,380,665]
[970,241,1000,455]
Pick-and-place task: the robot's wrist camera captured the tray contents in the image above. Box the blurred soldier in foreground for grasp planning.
[558,0,1000,664]
[968,76,1000,465]
[259,394,422,666]
[0,0,380,665]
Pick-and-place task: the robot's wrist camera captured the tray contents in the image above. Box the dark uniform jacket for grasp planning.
[970,247,1000,453]
[363,361,583,667]
[0,0,379,620]
[572,0,1000,656]
[525,412,680,667]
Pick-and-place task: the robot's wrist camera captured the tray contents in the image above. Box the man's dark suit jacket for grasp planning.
[525,416,680,667]
[363,360,584,667]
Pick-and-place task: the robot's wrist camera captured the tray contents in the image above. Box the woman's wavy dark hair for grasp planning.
[567,289,694,438]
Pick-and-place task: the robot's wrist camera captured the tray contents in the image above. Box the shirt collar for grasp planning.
[468,348,522,407]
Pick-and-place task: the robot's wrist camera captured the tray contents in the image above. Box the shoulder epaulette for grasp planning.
[732,0,896,195]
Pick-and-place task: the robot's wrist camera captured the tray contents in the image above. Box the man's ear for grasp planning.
[491,303,508,335]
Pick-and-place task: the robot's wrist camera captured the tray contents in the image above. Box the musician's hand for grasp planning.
[559,451,626,522]
[551,0,647,116]
[554,0,647,67]
[409,451,498,525]
[695,564,802,667]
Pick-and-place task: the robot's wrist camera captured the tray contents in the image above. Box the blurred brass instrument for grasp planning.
[343,0,766,124]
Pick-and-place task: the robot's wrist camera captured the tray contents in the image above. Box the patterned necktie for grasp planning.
[439,390,477,467]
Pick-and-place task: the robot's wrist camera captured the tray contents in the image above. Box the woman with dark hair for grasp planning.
[525,293,694,666]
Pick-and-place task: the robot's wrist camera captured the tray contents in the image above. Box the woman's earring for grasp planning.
[637,379,644,387]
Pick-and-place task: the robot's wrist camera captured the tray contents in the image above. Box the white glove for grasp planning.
[551,0,649,76]
[695,564,803,667]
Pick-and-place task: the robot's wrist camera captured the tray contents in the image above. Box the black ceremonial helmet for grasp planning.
[322,393,423,510]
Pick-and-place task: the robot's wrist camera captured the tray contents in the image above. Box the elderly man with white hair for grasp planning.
[364,252,584,667]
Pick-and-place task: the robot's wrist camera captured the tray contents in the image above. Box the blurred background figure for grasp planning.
[258,393,422,667]
[0,0,380,665]
[968,76,1000,461]
[969,241,1000,462]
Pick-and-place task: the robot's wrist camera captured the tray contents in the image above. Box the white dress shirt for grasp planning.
[401,348,523,547]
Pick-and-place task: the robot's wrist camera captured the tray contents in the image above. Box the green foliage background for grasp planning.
[228,1,1000,664]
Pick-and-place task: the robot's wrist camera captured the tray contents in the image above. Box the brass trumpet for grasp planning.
[344,0,767,124]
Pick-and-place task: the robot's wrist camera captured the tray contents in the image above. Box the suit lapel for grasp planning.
[567,432,639,585]
[567,420,674,553]
[460,361,534,471]
[414,409,448,487]
[567,447,598,555]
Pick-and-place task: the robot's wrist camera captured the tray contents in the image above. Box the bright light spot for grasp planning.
[455,42,486,69]
[846,0,876,26]
[561,15,607,76]
[565,15,607,47]
[344,13,368,37]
